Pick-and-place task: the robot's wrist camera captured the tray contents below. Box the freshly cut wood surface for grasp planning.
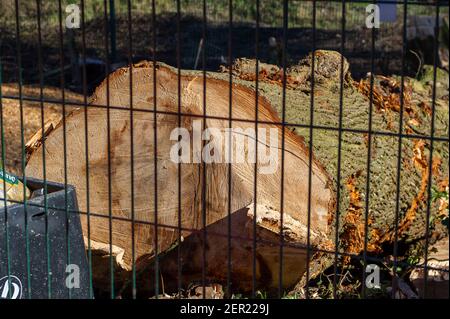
[25,61,335,293]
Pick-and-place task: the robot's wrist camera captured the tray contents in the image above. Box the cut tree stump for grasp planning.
[25,58,335,295]
[25,50,449,297]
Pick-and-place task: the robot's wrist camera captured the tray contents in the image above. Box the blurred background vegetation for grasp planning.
[0,0,448,91]
[1,0,445,30]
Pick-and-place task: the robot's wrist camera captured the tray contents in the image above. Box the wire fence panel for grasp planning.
[0,0,449,300]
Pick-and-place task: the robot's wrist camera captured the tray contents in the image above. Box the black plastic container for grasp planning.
[0,177,90,299]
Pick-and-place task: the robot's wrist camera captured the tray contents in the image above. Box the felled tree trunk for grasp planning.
[25,50,449,297]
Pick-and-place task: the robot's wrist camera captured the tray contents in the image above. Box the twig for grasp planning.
[382,261,418,299]
[409,49,423,79]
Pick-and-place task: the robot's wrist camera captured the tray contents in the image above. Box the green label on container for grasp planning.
[0,170,19,185]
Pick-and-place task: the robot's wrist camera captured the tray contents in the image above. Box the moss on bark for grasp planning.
[177,50,448,271]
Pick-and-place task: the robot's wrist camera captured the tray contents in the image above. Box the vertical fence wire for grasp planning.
[13,0,33,300]
[201,0,208,299]
[252,0,259,299]
[278,0,288,299]
[0,38,13,300]
[34,0,46,300]
[227,0,234,299]
[332,0,346,299]
[56,0,71,300]
[101,0,114,299]
[79,0,94,299]
[392,0,409,298]
[125,0,137,299]
[361,0,377,299]
[36,0,49,300]
[176,0,183,298]
[151,0,160,299]
[423,2,441,298]
[305,0,317,300]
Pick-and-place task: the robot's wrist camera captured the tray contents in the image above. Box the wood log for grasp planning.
[25,50,449,297]
[25,59,335,295]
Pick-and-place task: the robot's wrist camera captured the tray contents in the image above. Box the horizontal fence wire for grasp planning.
[1,95,449,142]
